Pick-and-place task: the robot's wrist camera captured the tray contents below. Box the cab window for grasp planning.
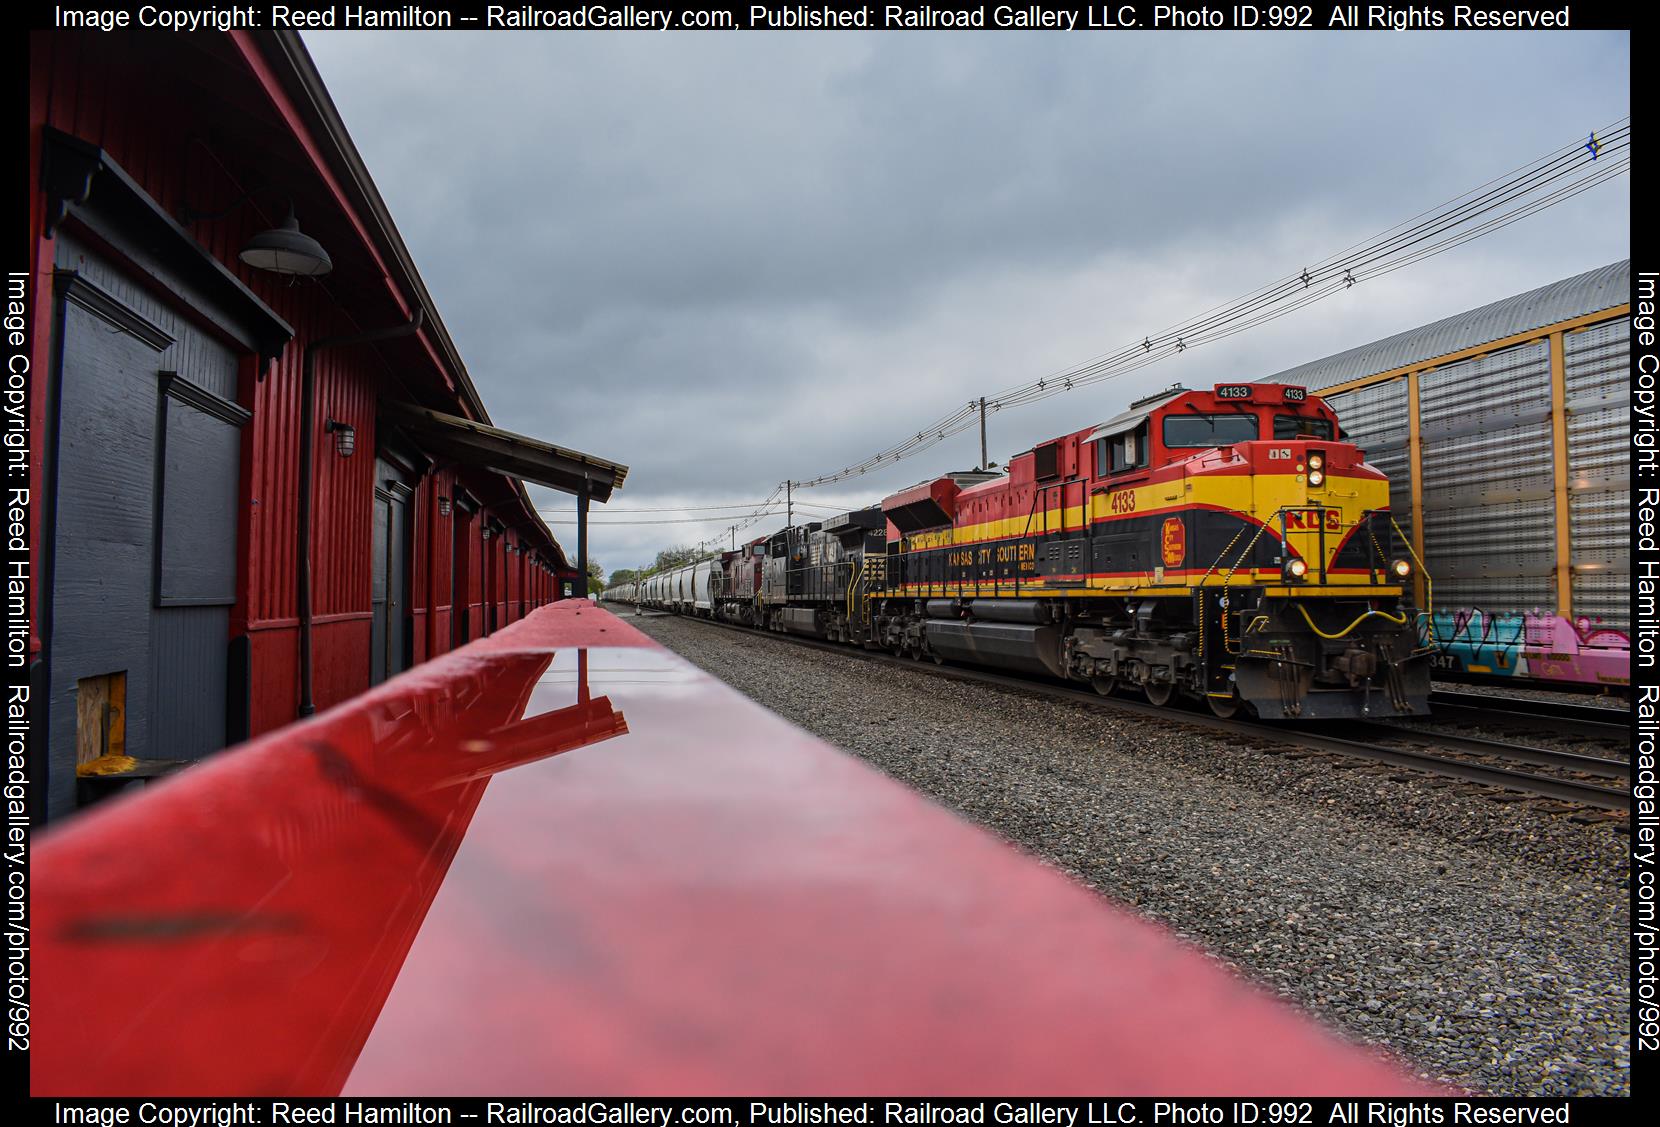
[1097,424,1149,475]
[1274,414,1334,440]
[1162,414,1260,448]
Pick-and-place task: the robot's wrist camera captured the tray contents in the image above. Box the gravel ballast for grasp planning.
[623,609,1631,1096]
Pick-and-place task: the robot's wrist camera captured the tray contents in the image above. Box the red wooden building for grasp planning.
[25,29,626,821]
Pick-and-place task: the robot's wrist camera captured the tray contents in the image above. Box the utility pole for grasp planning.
[576,481,589,601]
[979,397,988,469]
[786,480,793,527]
[731,525,736,550]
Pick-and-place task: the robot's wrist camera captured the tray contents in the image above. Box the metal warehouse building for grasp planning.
[26,29,626,819]
[1268,260,1629,688]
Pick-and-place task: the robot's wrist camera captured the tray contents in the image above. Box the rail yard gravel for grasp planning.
[624,609,1631,1097]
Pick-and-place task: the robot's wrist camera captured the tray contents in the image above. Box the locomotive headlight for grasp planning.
[1308,453,1324,470]
[1391,558,1412,579]
[1307,469,1325,487]
[1283,558,1309,582]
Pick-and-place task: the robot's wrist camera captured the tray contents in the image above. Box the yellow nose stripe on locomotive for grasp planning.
[915,473,1389,550]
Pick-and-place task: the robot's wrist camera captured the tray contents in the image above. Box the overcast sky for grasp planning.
[305,30,1630,576]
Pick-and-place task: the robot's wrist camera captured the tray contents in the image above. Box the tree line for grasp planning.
[604,545,711,589]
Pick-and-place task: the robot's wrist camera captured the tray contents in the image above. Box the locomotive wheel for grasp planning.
[1207,690,1241,719]
[1090,676,1118,697]
[1144,681,1176,707]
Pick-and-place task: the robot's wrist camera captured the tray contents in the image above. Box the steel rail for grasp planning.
[1357,722,1630,780]
[624,606,1630,814]
[1427,690,1629,739]
[1258,731,1630,813]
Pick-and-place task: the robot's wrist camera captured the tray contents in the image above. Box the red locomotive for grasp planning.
[619,382,1432,719]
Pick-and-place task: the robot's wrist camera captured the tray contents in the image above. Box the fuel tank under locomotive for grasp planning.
[922,600,1067,679]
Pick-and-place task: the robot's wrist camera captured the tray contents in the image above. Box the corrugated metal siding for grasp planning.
[310,618,370,712]
[1565,319,1630,630]
[464,512,484,639]
[435,471,458,650]
[1323,378,1413,544]
[411,475,430,643]
[488,533,501,628]
[249,336,297,624]
[413,473,438,658]
[1417,341,1556,613]
[1313,262,1630,629]
[1267,260,1629,389]
[1417,342,1555,503]
[492,533,503,625]
[311,349,378,619]
[511,545,519,612]
[493,533,507,626]
[245,294,382,627]
[479,530,493,632]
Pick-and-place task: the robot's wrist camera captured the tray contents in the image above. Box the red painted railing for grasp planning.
[32,601,1431,1095]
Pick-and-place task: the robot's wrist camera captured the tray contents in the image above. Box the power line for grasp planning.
[777,119,1628,489]
[642,121,1628,560]
[538,500,842,514]
[686,487,885,553]
[975,122,1631,411]
[689,482,784,553]
[547,509,824,525]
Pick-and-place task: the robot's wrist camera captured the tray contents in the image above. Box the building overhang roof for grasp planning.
[383,402,628,503]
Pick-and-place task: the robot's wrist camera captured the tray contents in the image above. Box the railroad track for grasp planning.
[1427,688,1628,738]
[1354,721,1628,779]
[621,606,1630,815]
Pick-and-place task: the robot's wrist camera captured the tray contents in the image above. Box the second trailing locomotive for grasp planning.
[610,382,1433,719]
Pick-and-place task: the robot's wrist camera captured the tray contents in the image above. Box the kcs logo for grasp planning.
[1284,509,1341,532]
[1161,517,1185,567]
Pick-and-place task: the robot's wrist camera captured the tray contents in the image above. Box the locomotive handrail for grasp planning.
[1390,515,1437,646]
[1197,524,1250,587]
[1018,483,1042,599]
[1220,518,1275,655]
[1361,512,1391,582]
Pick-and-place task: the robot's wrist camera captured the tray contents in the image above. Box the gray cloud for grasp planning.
[305,29,1630,573]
